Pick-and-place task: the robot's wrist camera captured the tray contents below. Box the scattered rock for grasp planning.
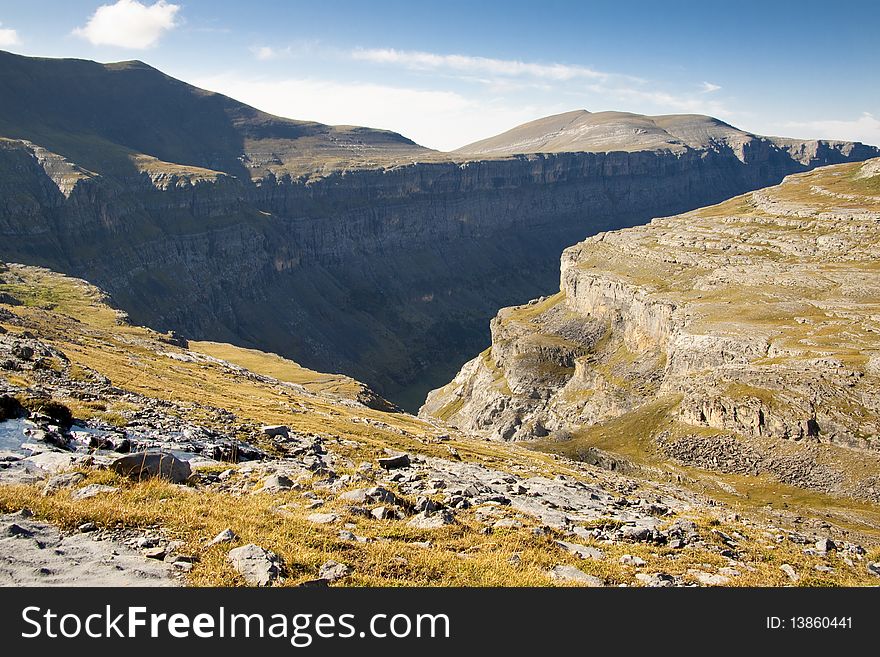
[339,488,368,503]
[110,451,191,484]
[262,425,290,439]
[407,510,455,529]
[867,562,880,578]
[41,471,86,496]
[370,506,393,520]
[318,560,353,582]
[415,496,440,513]
[77,522,97,533]
[4,523,33,538]
[260,473,294,493]
[210,528,237,545]
[307,513,339,524]
[227,544,284,586]
[70,484,118,501]
[554,540,605,560]
[378,453,410,470]
[619,554,646,567]
[618,525,655,543]
[815,537,836,553]
[688,569,730,586]
[548,564,604,586]
[493,518,522,529]
[635,572,675,588]
[143,547,166,560]
[779,564,799,582]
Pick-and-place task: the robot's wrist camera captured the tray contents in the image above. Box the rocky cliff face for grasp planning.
[1,52,878,409]
[3,136,878,409]
[421,159,880,501]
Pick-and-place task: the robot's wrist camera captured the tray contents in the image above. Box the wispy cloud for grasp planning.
[73,0,180,49]
[350,46,729,119]
[352,48,611,82]
[781,112,880,147]
[0,22,21,47]
[251,45,291,61]
[250,40,323,62]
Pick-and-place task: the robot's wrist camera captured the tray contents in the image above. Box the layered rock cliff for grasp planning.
[421,159,880,501]
[1,52,878,409]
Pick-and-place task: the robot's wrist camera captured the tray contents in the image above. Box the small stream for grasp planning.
[0,418,30,454]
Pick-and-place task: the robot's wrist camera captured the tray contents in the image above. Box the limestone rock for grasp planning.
[378,453,410,470]
[111,451,191,484]
[227,544,283,586]
[548,564,604,586]
[211,528,238,545]
[71,484,119,501]
[41,471,86,496]
[318,560,353,582]
[407,510,455,529]
[307,513,338,525]
[259,473,294,493]
[554,540,605,560]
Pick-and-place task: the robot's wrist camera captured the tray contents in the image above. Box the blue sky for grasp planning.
[1,0,878,150]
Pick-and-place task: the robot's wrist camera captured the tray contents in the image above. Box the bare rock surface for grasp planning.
[227,544,284,586]
[0,512,178,586]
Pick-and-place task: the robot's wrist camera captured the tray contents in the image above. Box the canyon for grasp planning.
[1,50,878,409]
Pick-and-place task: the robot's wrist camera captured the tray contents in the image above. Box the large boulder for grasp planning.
[227,544,284,586]
[110,451,191,484]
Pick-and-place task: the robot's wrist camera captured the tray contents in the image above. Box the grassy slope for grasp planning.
[3,263,879,586]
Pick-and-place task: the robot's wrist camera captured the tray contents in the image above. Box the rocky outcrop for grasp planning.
[422,159,880,501]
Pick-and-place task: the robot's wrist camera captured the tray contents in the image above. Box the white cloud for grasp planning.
[73,0,180,49]
[352,48,610,82]
[781,113,880,147]
[603,85,731,117]
[700,81,721,93]
[251,45,293,61]
[0,22,21,47]
[192,73,565,151]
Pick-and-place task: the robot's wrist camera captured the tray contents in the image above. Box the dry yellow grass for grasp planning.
[3,262,880,586]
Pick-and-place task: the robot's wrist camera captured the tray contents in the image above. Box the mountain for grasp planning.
[0,50,877,411]
[455,109,869,162]
[0,50,431,180]
[421,158,880,504]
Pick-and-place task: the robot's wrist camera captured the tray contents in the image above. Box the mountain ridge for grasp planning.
[454,109,874,160]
